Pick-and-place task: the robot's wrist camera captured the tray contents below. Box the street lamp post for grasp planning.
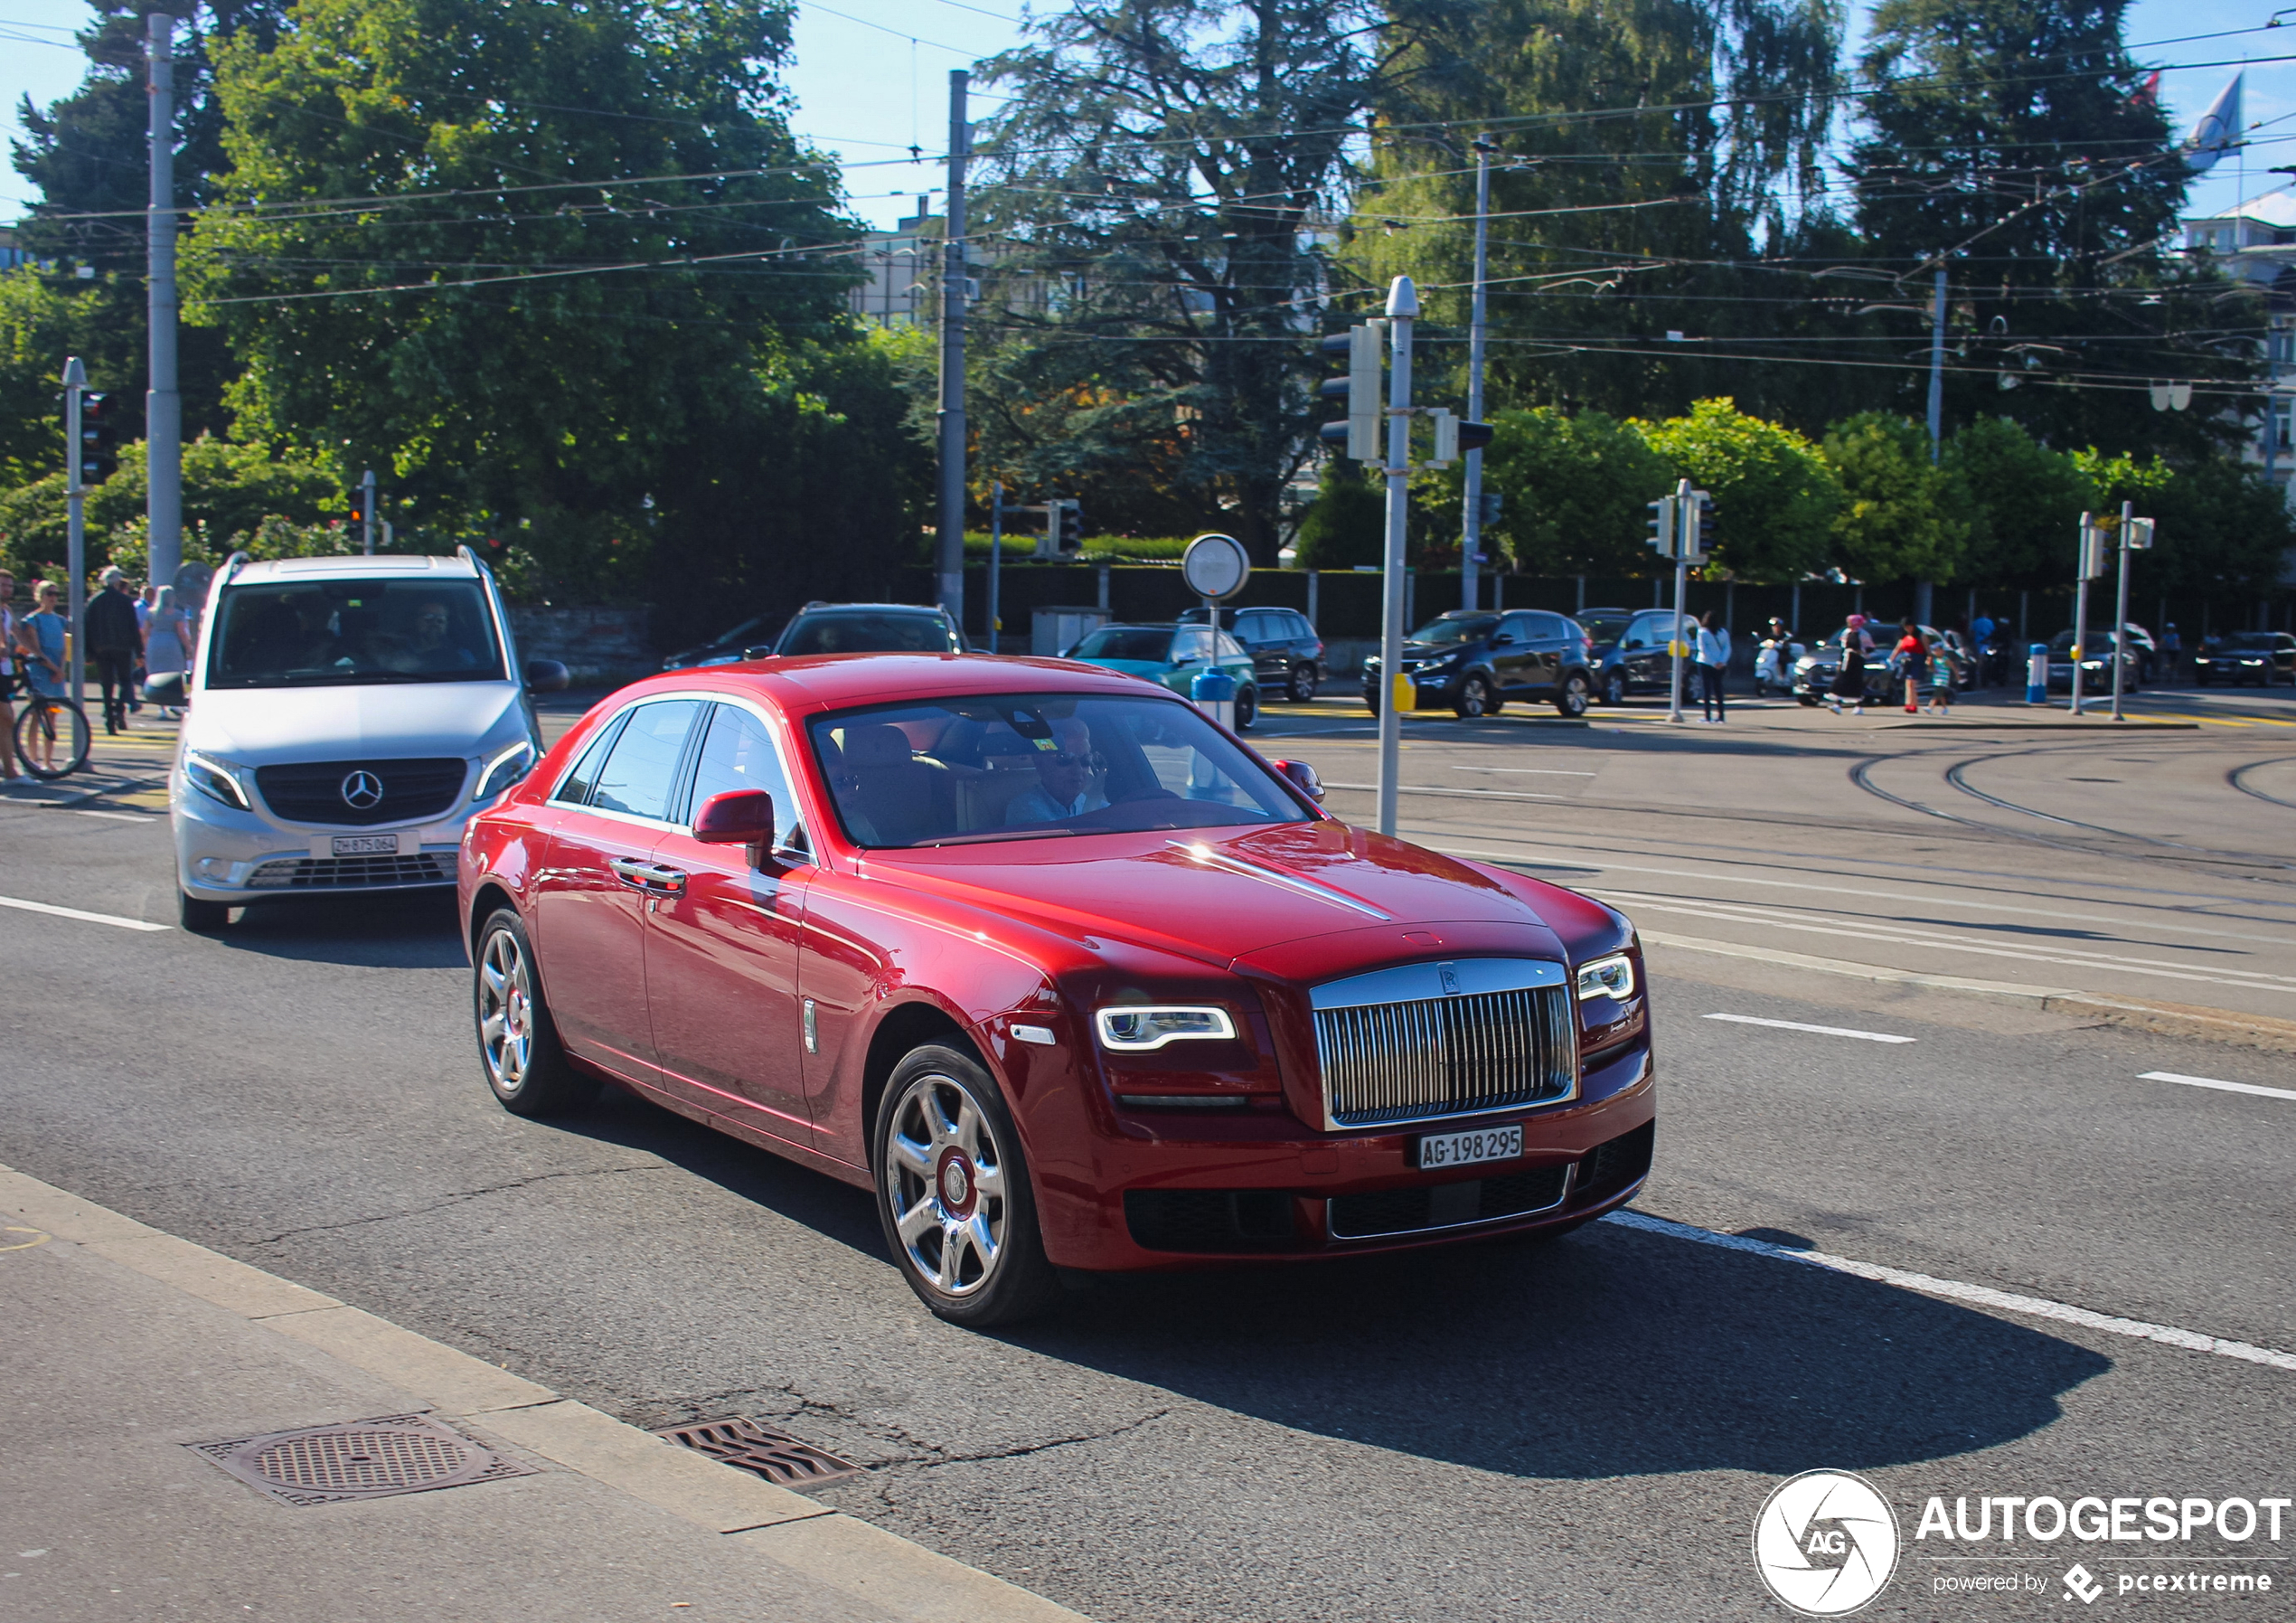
[62,356,89,709]
[1375,276,1417,838]
[1460,137,1492,614]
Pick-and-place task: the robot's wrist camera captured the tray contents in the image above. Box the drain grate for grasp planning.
[185,1412,533,1507]
[653,1417,863,1487]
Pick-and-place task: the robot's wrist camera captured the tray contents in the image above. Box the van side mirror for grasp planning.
[524,658,569,693]
[145,672,188,709]
[693,788,776,869]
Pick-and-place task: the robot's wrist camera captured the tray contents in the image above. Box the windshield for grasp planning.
[2217,633,2281,651]
[1072,627,1175,662]
[1579,615,1632,646]
[1410,614,1500,646]
[779,610,958,656]
[2051,631,2126,654]
[809,692,1309,848]
[205,579,504,688]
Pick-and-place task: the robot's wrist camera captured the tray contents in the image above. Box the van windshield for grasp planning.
[205,579,505,688]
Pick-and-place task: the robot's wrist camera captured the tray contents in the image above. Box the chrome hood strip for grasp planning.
[1168,840,1392,920]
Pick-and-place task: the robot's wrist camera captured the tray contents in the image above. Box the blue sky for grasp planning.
[0,0,2282,231]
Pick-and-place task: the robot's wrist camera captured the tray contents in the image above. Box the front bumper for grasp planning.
[173,771,475,904]
[1030,1043,1658,1272]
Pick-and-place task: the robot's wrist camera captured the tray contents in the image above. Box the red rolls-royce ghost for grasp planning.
[458,653,1655,1326]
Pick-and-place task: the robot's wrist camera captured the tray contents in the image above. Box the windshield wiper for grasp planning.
[918,827,1085,846]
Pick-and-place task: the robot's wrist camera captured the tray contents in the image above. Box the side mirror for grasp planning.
[145,672,188,709]
[741,644,776,662]
[524,658,570,693]
[1490,633,1515,646]
[1273,759,1326,804]
[693,788,776,869]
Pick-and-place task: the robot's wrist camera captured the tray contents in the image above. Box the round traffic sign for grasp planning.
[1181,533,1250,601]
[174,561,215,609]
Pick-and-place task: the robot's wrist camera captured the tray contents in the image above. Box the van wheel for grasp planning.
[179,891,230,932]
[474,908,598,1118]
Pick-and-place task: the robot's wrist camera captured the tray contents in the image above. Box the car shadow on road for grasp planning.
[1003,1217,2111,1481]
[215,892,469,969]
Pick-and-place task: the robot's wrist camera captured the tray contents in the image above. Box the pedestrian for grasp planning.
[145,585,191,716]
[1828,627,1868,713]
[0,569,19,780]
[1756,615,1795,696]
[1970,610,1994,688]
[1695,609,1730,722]
[2161,621,2182,684]
[19,580,69,774]
[133,581,156,713]
[1891,619,1924,713]
[85,565,144,735]
[1926,635,1955,714]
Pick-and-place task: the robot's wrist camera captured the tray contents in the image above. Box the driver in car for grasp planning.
[1005,717,1107,825]
[386,598,477,671]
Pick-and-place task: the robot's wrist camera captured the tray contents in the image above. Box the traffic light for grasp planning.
[1645,495,1675,557]
[1426,410,1496,467]
[1318,321,1384,462]
[77,391,117,483]
[2077,514,2107,580]
[1479,489,1502,526]
[2125,516,2156,551]
[347,484,371,527]
[1688,488,1716,561]
[1053,498,1084,555]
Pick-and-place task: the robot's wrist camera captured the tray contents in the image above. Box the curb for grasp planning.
[1639,932,2296,1057]
[0,1163,1090,1623]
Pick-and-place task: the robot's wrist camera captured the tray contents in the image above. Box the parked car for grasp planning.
[1792,625,1974,705]
[2194,631,2296,686]
[1361,609,1595,717]
[2042,628,2141,694]
[1178,605,1325,700]
[159,549,567,932]
[1065,621,1260,728]
[1584,607,1691,705]
[662,602,965,670]
[458,654,1655,1326]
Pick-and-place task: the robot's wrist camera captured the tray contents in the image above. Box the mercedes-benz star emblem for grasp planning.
[340,770,385,810]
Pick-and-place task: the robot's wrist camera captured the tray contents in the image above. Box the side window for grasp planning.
[1287,611,1313,638]
[1529,613,1569,641]
[589,700,701,821]
[1172,627,1212,664]
[553,713,626,806]
[1499,614,1539,644]
[1215,628,1247,660]
[686,703,804,854]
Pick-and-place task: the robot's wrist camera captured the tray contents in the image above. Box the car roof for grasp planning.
[789,602,948,616]
[621,652,1172,712]
[230,554,482,584]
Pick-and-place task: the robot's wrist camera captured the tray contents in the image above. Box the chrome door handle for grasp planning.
[647,865,688,894]
[607,856,654,888]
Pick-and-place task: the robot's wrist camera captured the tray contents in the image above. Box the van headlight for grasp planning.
[183,750,251,812]
[1575,954,1635,1003]
[1095,1005,1237,1051]
[473,741,537,803]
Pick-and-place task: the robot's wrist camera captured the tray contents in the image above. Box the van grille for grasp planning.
[254,758,468,826]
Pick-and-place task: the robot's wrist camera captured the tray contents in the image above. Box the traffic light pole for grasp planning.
[934,70,970,630]
[361,468,377,555]
[146,13,183,592]
[2070,512,2093,718]
[63,356,88,710]
[1376,277,1417,839]
[1667,478,1691,725]
[2110,500,2133,722]
[987,480,1003,654]
[1460,137,1491,614]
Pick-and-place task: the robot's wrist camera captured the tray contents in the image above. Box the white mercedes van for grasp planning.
[161,548,566,931]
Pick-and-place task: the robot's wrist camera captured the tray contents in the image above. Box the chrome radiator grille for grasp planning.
[1311,959,1576,1128]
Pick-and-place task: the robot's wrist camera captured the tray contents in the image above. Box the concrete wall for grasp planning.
[508,606,653,682]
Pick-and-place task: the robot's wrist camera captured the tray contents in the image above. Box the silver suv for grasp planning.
[162,549,565,931]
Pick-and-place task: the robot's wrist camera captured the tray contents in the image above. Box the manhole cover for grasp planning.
[186,1413,533,1506]
[654,1417,862,1487]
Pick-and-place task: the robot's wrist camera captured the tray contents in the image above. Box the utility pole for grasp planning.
[146,12,182,593]
[1667,478,1691,725]
[935,70,970,628]
[1375,276,1417,838]
[361,468,377,555]
[1460,137,1493,614]
[1917,265,1945,629]
[987,479,1002,654]
[63,356,89,709]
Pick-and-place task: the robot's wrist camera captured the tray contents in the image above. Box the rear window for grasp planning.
[1073,627,1175,662]
[779,611,958,656]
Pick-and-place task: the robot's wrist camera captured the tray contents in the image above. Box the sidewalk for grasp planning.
[0,1165,1087,1623]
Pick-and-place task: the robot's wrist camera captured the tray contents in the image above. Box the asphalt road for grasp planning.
[3,691,2292,1621]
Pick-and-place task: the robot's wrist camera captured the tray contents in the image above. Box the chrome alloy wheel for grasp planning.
[477,927,535,1096]
[883,1070,1011,1297]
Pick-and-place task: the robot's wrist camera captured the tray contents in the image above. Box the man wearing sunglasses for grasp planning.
[1004,716,1108,826]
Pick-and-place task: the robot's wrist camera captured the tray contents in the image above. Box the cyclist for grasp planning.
[19,580,70,774]
[0,569,18,781]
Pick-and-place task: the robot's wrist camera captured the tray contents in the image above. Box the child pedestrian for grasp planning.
[1926,637,1955,714]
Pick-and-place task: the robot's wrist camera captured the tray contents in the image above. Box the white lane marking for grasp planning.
[71,810,149,822]
[1324,779,1563,802]
[1590,887,2296,995]
[1703,1012,1915,1043]
[1452,766,1599,776]
[1603,1209,2296,1375]
[0,894,168,932]
[2140,1071,2296,1104]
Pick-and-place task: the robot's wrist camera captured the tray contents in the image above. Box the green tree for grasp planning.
[1849,0,2254,457]
[975,0,1389,561]
[2141,459,2296,599]
[1473,406,1676,576]
[1293,458,1386,570]
[1821,412,1972,582]
[1943,414,2095,588]
[1634,398,1840,580]
[186,0,893,615]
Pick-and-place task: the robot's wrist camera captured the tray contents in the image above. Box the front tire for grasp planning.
[1601,669,1626,706]
[874,1044,1060,1326]
[1287,665,1318,703]
[474,908,598,1118]
[1554,672,1590,717]
[1454,675,1495,719]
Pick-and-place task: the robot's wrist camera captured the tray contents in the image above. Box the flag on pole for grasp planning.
[2184,72,2243,174]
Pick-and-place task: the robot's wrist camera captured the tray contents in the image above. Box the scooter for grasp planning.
[1755,638,1806,697]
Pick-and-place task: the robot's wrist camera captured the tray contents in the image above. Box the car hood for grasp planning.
[860,820,1563,970]
[187,682,528,764]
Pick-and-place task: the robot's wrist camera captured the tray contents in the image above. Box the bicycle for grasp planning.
[11,685,92,780]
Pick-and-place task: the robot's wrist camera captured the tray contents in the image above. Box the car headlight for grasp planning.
[183,750,251,812]
[473,740,537,803]
[1095,1005,1237,1051]
[1575,954,1635,1003]
[2239,658,2264,665]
